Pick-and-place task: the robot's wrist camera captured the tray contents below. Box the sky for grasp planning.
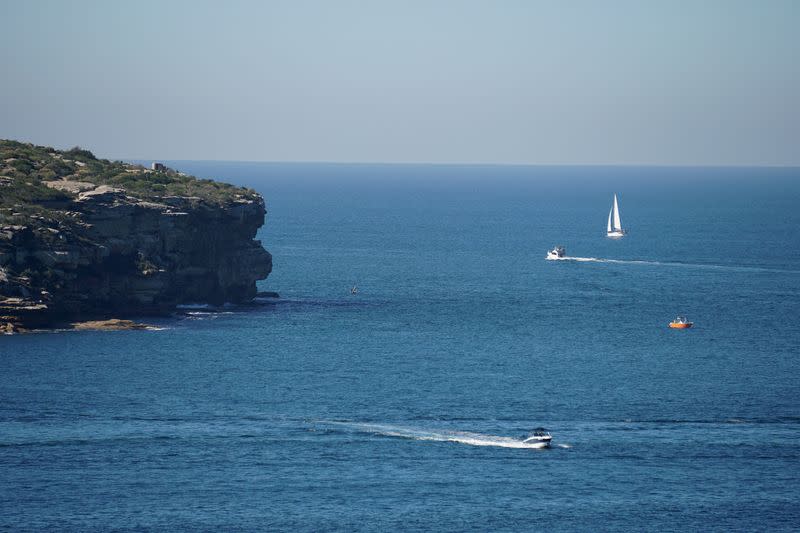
[1,0,798,165]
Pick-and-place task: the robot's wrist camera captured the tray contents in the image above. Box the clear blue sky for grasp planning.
[1,0,798,165]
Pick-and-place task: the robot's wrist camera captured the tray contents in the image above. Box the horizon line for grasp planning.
[4,139,797,168]
[121,158,800,170]
[4,138,798,168]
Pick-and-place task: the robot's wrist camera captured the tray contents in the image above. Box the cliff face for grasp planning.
[0,141,272,332]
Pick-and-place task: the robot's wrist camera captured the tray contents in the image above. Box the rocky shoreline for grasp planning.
[2,318,154,335]
[0,141,272,333]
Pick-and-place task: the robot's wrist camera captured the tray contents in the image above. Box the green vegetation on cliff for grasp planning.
[0,140,258,216]
[0,140,272,332]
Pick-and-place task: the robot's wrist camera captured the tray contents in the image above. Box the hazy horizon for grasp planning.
[2,1,798,166]
[142,158,800,169]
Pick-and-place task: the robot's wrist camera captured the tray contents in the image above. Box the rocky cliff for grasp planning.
[0,141,272,332]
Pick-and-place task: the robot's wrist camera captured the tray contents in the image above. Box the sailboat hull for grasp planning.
[606,230,626,238]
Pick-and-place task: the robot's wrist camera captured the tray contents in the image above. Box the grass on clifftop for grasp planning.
[0,140,259,212]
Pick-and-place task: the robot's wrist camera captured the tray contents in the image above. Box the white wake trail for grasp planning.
[561,257,664,266]
[552,256,800,274]
[324,422,553,450]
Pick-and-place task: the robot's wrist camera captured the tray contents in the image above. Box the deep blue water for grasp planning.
[2,164,800,531]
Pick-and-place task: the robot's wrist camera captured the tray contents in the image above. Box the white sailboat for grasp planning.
[606,193,626,238]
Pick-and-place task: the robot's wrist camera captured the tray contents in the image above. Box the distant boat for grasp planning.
[669,316,693,329]
[546,245,566,260]
[606,193,626,238]
[522,428,552,448]
[350,285,358,295]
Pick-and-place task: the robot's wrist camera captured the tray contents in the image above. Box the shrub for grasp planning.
[63,146,97,161]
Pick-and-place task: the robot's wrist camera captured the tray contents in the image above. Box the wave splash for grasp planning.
[323,422,553,449]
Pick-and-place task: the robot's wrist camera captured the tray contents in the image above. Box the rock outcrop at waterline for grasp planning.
[0,140,272,332]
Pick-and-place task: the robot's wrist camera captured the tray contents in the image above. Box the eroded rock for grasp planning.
[70,319,150,331]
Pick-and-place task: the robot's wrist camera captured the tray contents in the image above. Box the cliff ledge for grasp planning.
[0,140,272,332]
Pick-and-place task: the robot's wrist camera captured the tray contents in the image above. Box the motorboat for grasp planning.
[606,193,627,238]
[669,316,693,329]
[546,246,566,260]
[350,285,358,295]
[522,428,552,448]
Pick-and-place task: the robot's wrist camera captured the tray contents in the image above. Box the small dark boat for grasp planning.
[522,427,552,448]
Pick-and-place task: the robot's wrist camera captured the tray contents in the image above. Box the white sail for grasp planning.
[606,193,625,236]
[612,194,622,231]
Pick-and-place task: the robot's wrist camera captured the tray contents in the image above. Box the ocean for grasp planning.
[2,163,799,531]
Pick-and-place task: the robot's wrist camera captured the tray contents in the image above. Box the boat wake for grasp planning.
[320,422,556,450]
[552,256,800,274]
[553,256,665,266]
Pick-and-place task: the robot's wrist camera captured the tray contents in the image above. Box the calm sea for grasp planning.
[2,164,799,531]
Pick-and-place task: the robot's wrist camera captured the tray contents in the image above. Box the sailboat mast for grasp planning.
[612,194,622,231]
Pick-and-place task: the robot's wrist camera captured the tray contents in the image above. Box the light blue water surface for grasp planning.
[2,164,799,531]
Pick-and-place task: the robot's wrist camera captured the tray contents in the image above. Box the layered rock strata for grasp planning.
[0,144,272,332]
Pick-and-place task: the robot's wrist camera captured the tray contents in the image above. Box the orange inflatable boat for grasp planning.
[669,316,693,329]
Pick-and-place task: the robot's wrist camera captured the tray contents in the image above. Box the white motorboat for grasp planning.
[606,193,626,238]
[546,245,566,260]
[522,428,552,448]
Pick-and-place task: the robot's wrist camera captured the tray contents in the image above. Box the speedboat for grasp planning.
[522,428,552,448]
[669,316,693,329]
[546,246,566,260]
